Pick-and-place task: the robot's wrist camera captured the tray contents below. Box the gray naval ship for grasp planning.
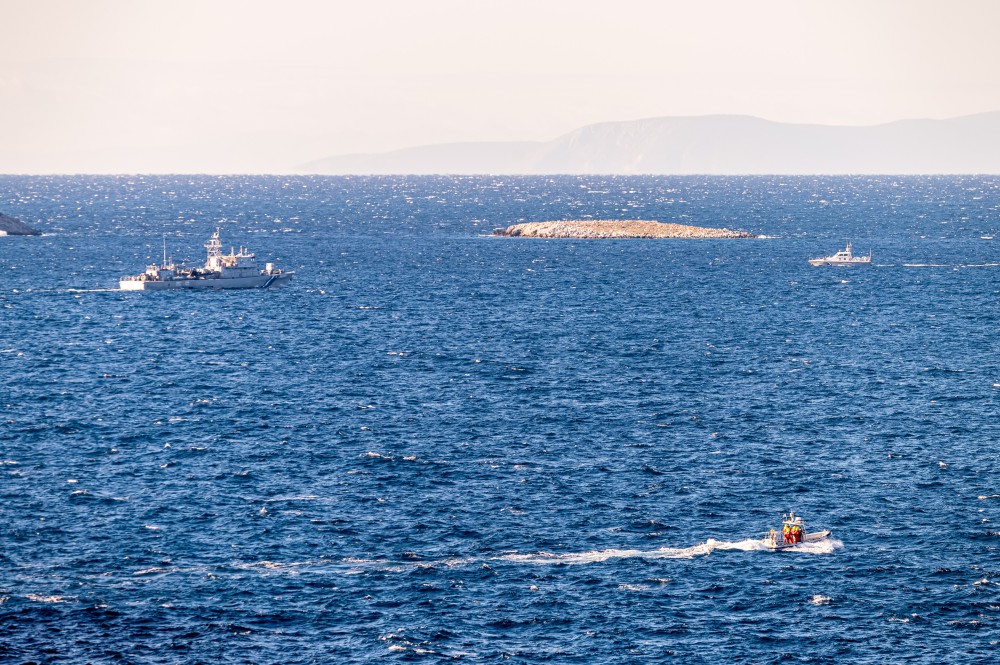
[120,229,292,290]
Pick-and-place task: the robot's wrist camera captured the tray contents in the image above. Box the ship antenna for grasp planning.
[163,234,167,267]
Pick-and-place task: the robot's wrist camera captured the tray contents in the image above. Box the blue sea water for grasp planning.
[2,174,1000,663]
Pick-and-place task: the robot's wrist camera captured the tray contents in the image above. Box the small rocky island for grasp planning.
[0,212,41,236]
[493,220,755,239]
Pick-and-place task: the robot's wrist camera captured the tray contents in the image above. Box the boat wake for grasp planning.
[15,288,120,293]
[500,536,841,565]
[221,536,843,578]
[500,539,761,564]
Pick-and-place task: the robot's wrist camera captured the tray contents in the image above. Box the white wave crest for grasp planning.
[133,567,177,576]
[25,594,75,603]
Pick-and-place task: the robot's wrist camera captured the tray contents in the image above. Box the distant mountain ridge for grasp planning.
[301,112,1000,175]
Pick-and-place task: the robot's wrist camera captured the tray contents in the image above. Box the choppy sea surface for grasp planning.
[2,175,1000,663]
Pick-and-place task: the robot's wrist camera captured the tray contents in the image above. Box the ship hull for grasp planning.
[120,273,292,290]
[762,530,831,550]
[808,259,871,267]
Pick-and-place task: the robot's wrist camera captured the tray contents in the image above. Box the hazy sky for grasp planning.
[2,0,999,173]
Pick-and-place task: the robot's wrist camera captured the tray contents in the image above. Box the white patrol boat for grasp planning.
[808,242,872,266]
[120,229,292,290]
[761,512,831,551]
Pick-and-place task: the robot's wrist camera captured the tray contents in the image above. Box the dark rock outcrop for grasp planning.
[0,212,41,236]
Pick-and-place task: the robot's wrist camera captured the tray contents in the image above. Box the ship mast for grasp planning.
[205,229,223,258]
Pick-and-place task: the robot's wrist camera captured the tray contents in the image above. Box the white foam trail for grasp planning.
[221,538,844,578]
[499,538,772,565]
[500,536,843,565]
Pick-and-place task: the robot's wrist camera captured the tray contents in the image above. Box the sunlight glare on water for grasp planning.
[1,175,1000,663]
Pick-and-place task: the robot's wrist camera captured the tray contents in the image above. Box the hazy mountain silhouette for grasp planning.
[301,112,1000,175]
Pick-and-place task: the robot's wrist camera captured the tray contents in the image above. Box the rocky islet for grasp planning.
[493,219,755,239]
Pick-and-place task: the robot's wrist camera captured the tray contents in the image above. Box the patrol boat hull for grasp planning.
[762,530,831,551]
[808,242,871,266]
[120,272,291,290]
[761,512,831,550]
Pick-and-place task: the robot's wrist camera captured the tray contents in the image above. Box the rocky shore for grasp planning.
[0,212,41,236]
[493,220,755,239]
